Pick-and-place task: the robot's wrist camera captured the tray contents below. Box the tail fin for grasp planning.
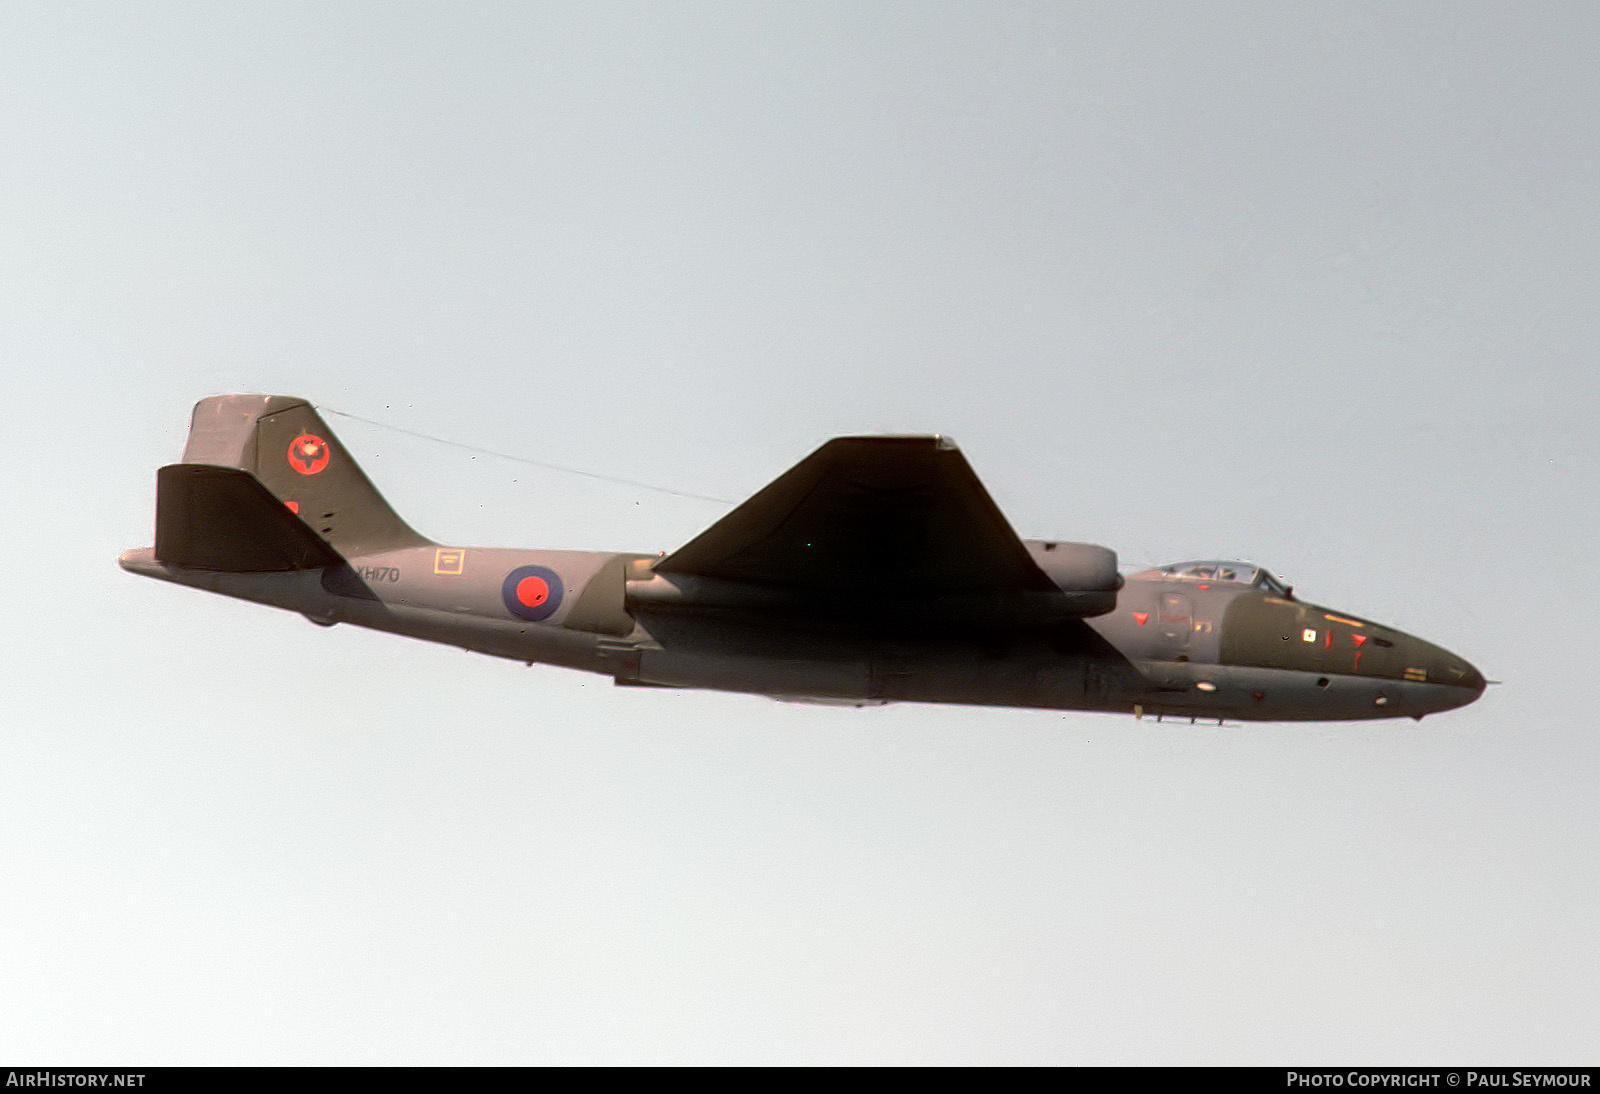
[166,394,431,560]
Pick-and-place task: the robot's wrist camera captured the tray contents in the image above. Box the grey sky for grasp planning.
[3,1,1596,1063]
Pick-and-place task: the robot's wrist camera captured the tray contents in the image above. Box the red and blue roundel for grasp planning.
[502,564,564,622]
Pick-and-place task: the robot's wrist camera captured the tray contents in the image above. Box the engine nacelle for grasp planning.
[1025,540,1121,608]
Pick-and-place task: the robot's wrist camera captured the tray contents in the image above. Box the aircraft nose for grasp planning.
[1422,644,1487,715]
[1385,631,1486,717]
[1432,641,1486,697]
[1455,660,1487,695]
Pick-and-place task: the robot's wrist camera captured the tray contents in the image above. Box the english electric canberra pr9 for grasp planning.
[121,395,1486,722]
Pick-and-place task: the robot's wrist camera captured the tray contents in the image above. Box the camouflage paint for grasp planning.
[122,395,1488,723]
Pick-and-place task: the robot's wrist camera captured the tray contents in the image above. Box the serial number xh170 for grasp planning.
[121,395,1486,722]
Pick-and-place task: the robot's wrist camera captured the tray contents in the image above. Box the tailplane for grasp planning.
[155,463,344,571]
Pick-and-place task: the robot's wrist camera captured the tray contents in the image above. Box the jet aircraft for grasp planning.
[120,395,1486,722]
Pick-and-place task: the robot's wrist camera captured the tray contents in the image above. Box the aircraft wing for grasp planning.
[655,436,1056,599]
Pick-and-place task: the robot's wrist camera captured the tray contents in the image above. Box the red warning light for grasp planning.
[1352,634,1367,648]
[1133,612,1148,626]
[288,434,330,476]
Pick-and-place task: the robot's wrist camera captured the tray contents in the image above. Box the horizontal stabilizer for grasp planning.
[154,464,344,572]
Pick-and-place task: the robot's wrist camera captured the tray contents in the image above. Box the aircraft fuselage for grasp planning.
[119,539,1485,722]
[123,395,1485,723]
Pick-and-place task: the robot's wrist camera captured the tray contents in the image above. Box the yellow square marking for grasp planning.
[434,548,465,576]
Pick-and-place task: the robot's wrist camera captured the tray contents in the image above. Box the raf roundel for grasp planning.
[501,564,564,622]
[288,434,331,476]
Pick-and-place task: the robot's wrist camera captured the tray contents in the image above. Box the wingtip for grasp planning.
[827,433,957,450]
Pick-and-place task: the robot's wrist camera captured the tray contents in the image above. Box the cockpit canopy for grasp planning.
[1134,559,1293,598]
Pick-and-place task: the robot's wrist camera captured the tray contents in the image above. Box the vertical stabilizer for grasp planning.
[179,394,431,556]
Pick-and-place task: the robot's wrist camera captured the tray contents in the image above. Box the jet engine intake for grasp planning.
[1027,541,1121,598]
